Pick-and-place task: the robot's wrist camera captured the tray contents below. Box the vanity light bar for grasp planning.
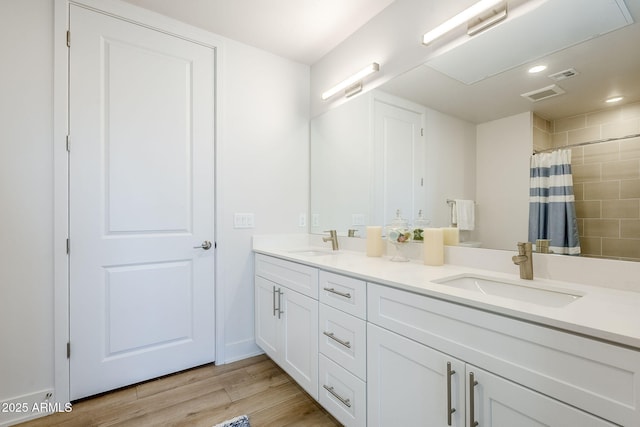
[321,62,380,100]
[422,0,504,45]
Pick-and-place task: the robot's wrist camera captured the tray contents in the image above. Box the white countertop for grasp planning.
[254,242,640,350]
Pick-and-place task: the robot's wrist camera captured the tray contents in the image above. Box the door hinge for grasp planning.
[66,238,70,255]
[66,135,71,152]
[66,342,71,359]
[421,128,424,136]
[66,30,70,48]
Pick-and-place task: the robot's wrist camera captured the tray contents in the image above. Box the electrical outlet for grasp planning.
[312,214,320,227]
[233,213,255,228]
[299,213,306,227]
[352,214,365,226]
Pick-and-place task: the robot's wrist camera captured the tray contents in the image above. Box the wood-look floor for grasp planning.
[16,355,341,427]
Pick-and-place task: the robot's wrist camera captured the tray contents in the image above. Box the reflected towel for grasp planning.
[455,199,475,230]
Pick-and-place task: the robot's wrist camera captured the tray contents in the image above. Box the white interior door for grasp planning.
[68,5,216,400]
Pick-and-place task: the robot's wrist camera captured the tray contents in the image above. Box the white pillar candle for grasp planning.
[366,226,384,257]
[442,227,459,246]
[423,228,444,266]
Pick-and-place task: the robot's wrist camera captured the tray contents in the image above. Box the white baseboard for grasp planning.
[222,339,262,364]
[0,388,70,427]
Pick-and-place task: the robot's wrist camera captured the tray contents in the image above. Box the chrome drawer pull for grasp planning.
[446,362,456,426]
[323,287,351,299]
[272,286,277,316]
[323,385,351,408]
[276,288,283,319]
[469,372,479,427]
[323,331,351,348]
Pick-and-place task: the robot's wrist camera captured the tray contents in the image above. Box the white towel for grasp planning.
[455,199,475,230]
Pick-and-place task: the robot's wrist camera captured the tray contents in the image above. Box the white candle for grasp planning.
[366,226,384,257]
[442,227,459,246]
[423,228,444,266]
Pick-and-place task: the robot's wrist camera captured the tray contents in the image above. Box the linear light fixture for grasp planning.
[422,0,504,46]
[321,62,380,100]
[606,96,624,103]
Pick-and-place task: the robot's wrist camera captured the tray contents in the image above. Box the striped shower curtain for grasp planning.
[528,149,581,255]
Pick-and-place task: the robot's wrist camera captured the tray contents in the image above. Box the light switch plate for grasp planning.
[234,213,254,228]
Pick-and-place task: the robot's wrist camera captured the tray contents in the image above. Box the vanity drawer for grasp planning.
[319,303,366,381]
[367,283,640,427]
[319,271,366,319]
[255,254,318,299]
[319,354,366,427]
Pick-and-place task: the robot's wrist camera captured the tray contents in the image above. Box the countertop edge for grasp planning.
[253,248,640,351]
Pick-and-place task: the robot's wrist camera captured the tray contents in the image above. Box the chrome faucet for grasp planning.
[323,230,339,251]
[512,242,533,280]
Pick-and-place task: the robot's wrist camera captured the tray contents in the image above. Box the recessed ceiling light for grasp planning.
[605,96,623,103]
[528,65,547,74]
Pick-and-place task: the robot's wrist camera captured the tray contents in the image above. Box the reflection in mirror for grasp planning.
[310,91,475,239]
[310,0,640,261]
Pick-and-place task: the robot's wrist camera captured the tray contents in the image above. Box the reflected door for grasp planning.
[373,100,425,226]
[68,5,215,399]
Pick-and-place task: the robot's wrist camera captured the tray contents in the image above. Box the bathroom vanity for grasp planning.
[253,237,640,427]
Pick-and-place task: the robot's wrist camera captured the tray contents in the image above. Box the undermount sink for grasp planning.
[288,248,337,257]
[433,274,583,307]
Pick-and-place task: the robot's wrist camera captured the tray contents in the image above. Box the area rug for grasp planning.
[213,414,250,427]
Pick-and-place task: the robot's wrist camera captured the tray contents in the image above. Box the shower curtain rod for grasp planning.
[533,132,640,154]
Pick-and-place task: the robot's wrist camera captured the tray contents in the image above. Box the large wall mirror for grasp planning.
[310,0,640,261]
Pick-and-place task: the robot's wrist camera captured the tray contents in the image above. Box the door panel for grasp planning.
[106,39,192,233]
[367,323,465,427]
[105,261,193,355]
[373,100,424,225]
[69,5,215,399]
[281,289,319,400]
[469,366,618,427]
[254,277,279,359]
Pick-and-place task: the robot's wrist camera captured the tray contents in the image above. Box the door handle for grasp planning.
[193,240,212,250]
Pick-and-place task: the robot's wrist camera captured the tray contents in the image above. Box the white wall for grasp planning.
[425,108,477,230]
[217,41,309,362]
[0,0,55,410]
[0,0,309,423]
[476,112,532,250]
[310,94,371,234]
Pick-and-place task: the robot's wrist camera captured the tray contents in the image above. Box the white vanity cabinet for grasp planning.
[254,251,640,426]
[368,323,466,426]
[367,283,639,427]
[254,254,319,400]
[318,271,367,427]
[467,365,617,427]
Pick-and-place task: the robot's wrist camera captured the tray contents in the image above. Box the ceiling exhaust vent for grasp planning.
[548,68,579,81]
[521,84,566,102]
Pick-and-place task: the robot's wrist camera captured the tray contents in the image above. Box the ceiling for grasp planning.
[121,0,395,65]
[381,0,640,123]
[121,0,640,123]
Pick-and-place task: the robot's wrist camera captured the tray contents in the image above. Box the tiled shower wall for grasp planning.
[533,102,640,261]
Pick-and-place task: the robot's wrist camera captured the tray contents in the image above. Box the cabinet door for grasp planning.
[367,324,465,427]
[254,276,279,360]
[468,366,618,427]
[281,287,319,400]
